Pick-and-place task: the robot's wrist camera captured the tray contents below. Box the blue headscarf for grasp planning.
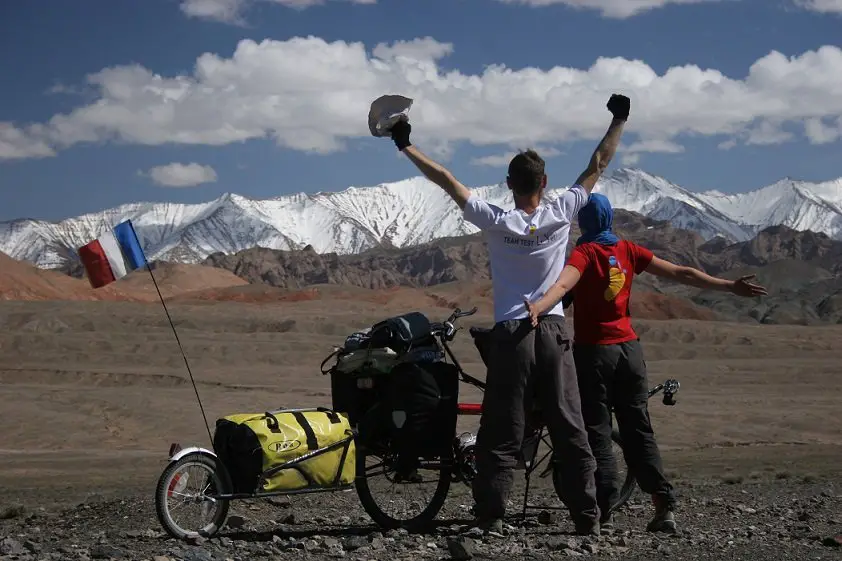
[576,192,620,246]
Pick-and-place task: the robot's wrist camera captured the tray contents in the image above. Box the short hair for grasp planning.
[507,149,545,196]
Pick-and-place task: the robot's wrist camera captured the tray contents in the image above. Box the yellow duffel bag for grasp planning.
[212,407,355,494]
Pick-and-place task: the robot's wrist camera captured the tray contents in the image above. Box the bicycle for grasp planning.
[154,306,680,539]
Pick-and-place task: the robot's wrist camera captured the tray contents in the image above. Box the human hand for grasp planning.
[730,274,768,297]
[390,118,412,151]
[606,94,630,121]
[524,299,542,327]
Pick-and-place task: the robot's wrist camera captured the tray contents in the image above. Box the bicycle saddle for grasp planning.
[468,326,493,338]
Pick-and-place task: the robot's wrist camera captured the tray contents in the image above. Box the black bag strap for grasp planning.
[291,411,318,450]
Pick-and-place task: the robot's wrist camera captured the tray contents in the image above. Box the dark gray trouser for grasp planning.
[471,315,599,524]
[573,339,676,517]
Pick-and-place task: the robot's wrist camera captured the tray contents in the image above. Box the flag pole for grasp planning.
[127,221,214,449]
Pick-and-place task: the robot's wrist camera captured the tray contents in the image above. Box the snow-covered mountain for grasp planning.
[2,168,842,269]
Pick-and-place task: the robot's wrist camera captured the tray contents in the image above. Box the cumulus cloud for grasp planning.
[494,0,724,18]
[795,0,842,13]
[0,123,56,160]
[620,139,684,165]
[471,146,562,167]
[804,117,842,144]
[3,37,842,162]
[180,0,374,24]
[144,162,218,187]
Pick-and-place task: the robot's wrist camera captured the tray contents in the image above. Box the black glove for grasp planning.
[390,118,412,151]
[607,94,630,121]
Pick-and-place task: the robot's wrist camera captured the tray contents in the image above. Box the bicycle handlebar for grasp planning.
[431,306,478,342]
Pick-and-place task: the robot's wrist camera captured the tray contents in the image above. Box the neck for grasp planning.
[514,193,542,214]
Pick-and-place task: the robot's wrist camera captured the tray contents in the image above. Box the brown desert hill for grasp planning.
[0,251,144,302]
[0,253,250,303]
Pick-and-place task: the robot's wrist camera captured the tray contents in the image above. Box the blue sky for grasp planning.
[1,0,841,222]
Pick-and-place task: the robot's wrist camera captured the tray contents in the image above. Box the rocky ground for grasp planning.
[2,474,840,561]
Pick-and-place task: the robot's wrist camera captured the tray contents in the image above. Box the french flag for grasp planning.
[77,220,148,289]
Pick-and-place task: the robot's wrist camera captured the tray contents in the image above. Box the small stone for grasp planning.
[186,535,206,546]
[23,540,40,553]
[0,538,25,556]
[446,536,474,560]
[583,543,599,554]
[323,538,341,550]
[153,557,171,561]
[0,504,26,520]
[90,544,124,559]
[220,537,234,547]
[182,549,214,561]
[280,513,296,525]
[226,515,246,529]
[344,536,368,551]
[538,511,558,525]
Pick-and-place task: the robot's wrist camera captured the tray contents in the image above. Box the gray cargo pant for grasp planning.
[471,315,599,525]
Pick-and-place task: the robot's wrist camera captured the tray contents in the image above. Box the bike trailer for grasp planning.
[212,408,355,494]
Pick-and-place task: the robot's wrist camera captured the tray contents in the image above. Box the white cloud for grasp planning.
[795,0,842,13]
[804,117,842,144]
[180,0,247,24]
[3,38,842,162]
[494,0,725,18]
[144,162,218,187]
[620,139,684,164]
[471,146,561,167]
[0,123,56,160]
[180,0,375,24]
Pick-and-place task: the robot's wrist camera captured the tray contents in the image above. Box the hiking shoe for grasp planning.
[599,513,615,534]
[574,518,600,536]
[460,516,504,537]
[646,509,677,533]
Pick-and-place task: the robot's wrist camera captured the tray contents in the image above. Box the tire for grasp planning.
[155,452,232,540]
[354,443,453,532]
[551,429,637,514]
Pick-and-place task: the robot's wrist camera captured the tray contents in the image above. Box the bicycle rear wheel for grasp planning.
[355,440,452,531]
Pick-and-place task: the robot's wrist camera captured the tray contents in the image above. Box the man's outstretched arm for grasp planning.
[390,120,471,209]
[574,94,629,193]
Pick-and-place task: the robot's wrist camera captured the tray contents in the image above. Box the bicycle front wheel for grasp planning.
[354,442,452,531]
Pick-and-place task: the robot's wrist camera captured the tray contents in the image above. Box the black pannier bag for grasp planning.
[385,360,459,461]
[212,418,263,494]
[324,310,458,461]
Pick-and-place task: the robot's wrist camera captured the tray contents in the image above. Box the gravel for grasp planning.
[1,477,840,560]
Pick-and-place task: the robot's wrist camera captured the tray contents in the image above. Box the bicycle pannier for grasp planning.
[385,360,459,460]
[212,408,355,494]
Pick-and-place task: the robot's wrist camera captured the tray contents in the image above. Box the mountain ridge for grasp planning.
[3,167,842,270]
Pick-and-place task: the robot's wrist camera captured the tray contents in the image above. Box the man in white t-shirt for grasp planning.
[381,94,630,535]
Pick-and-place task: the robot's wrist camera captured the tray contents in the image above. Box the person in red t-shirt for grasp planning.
[525,193,767,535]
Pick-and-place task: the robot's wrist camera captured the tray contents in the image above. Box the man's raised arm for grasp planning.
[389,119,472,209]
[574,94,629,193]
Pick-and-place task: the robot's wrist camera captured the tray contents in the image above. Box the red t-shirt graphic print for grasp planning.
[566,240,653,345]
